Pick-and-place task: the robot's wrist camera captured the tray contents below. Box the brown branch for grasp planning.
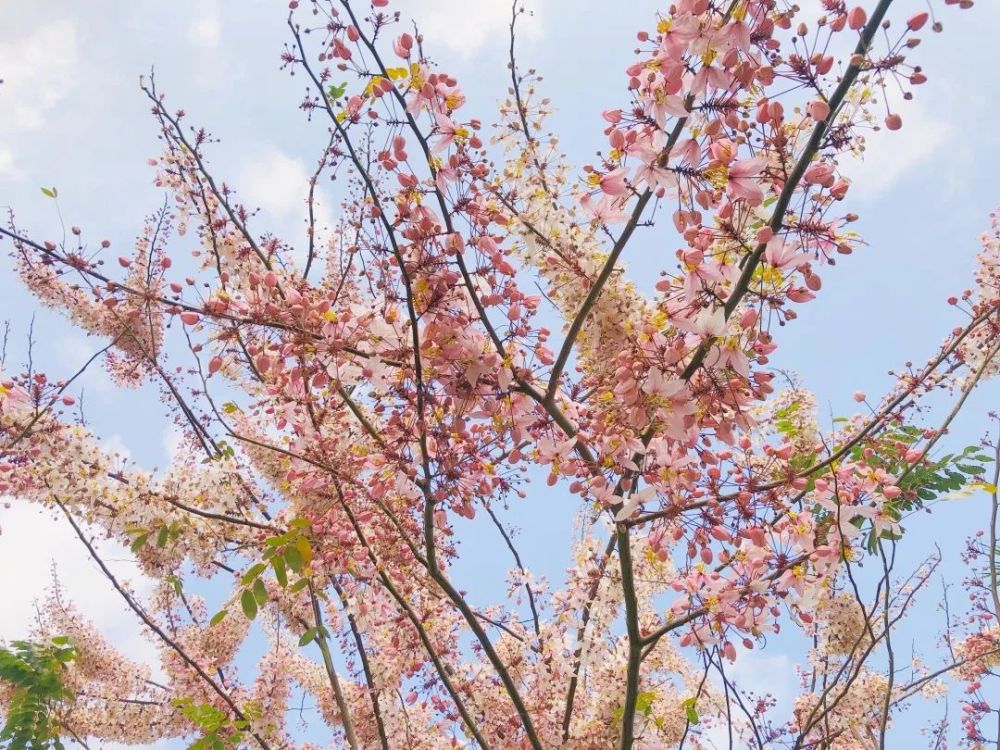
[329,577,390,750]
[333,486,493,749]
[307,581,360,750]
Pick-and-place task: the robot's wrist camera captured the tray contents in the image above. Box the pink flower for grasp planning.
[0,381,30,410]
[393,33,413,58]
[763,237,809,269]
[710,139,736,165]
[599,167,629,196]
[431,112,464,152]
[581,193,630,224]
[803,161,836,187]
[615,487,656,522]
[908,11,929,31]
[673,307,727,338]
[807,99,831,122]
[644,90,689,127]
[848,6,867,31]
[726,157,767,204]
[642,368,686,399]
[345,95,364,118]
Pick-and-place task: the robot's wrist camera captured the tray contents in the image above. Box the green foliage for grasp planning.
[681,696,700,726]
[126,520,182,554]
[174,698,263,750]
[772,401,820,481]
[296,624,330,648]
[210,520,314,626]
[773,401,802,439]
[0,638,76,750]
[849,425,991,507]
[201,440,236,464]
[839,425,992,552]
[634,690,656,717]
[899,444,991,504]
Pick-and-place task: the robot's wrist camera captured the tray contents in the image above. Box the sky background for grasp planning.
[2,0,999,747]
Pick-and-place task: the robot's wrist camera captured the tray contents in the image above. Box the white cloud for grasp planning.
[0,502,157,672]
[400,0,545,57]
[701,650,796,748]
[0,20,79,133]
[840,98,950,203]
[103,433,134,464]
[0,145,23,180]
[238,146,335,267]
[162,423,185,465]
[186,2,222,50]
[239,146,310,218]
[55,332,116,398]
[726,650,794,707]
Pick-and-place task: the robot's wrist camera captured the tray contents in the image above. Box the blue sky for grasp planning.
[2,0,999,747]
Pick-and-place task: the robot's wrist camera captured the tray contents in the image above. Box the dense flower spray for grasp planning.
[2,0,999,748]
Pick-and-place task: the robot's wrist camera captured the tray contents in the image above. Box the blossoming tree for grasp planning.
[2,0,999,748]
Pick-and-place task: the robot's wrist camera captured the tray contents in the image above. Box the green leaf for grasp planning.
[298,628,318,647]
[252,578,267,606]
[327,82,348,100]
[156,526,170,548]
[209,610,228,627]
[682,696,699,725]
[288,578,309,593]
[168,574,184,595]
[240,590,258,620]
[956,464,984,475]
[264,533,288,547]
[130,532,150,553]
[285,546,303,573]
[635,690,656,716]
[53,649,75,664]
[0,638,76,749]
[40,187,57,198]
[241,563,268,586]
[296,538,313,567]
[271,556,288,588]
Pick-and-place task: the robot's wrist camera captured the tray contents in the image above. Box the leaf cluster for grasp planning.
[173,698,264,750]
[210,519,314,626]
[0,637,76,750]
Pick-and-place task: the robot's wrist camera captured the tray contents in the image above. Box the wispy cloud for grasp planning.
[0,146,23,181]
[0,503,158,672]
[700,650,795,747]
[0,20,79,133]
[186,1,222,50]
[401,0,545,57]
[840,97,951,203]
[162,423,186,465]
[239,146,311,217]
[238,145,334,267]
